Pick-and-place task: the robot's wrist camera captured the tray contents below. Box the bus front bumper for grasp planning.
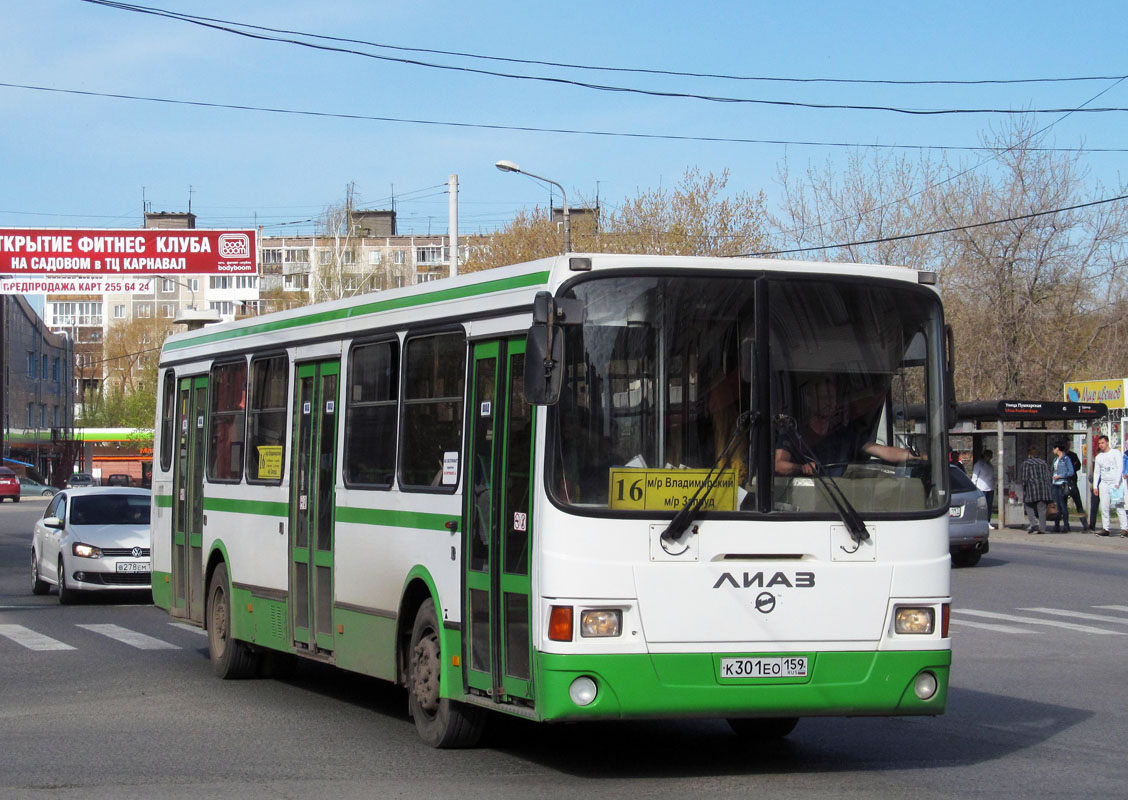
[533,649,950,722]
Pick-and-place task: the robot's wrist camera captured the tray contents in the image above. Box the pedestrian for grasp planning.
[949,449,965,473]
[1051,442,1075,533]
[1091,434,1127,536]
[971,450,997,529]
[1020,446,1053,535]
[1065,446,1088,531]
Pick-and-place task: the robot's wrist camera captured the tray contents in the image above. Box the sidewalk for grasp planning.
[990,524,1128,553]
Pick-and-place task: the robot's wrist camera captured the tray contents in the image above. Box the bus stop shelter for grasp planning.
[949,401,1108,528]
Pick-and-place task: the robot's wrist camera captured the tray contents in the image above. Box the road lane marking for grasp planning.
[1093,605,1128,613]
[1017,607,1128,624]
[950,619,1037,634]
[169,622,207,636]
[957,609,1125,635]
[76,623,180,650]
[0,624,76,651]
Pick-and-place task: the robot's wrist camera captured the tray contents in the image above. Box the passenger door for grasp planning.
[171,375,208,622]
[289,360,340,653]
[464,338,535,704]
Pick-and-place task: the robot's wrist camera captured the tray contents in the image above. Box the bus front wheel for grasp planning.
[207,562,259,679]
[407,598,485,748]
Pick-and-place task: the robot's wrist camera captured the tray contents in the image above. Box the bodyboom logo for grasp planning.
[218,233,251,259]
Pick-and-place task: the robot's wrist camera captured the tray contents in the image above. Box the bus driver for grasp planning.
[774,376,918,477]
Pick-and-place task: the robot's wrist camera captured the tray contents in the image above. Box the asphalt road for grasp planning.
[1,499,1126,799]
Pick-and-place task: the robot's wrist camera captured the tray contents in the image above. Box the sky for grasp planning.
[2,0,1126,241]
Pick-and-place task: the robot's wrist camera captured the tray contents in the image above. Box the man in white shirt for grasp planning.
[1091,435,1126,536]
[971,450,997,529]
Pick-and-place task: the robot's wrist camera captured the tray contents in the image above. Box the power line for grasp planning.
[776,75,1128,243]
[78,1,1128,115]
[80,1,1128,88]
[744,193,1128,257]
[5,81,1127,154]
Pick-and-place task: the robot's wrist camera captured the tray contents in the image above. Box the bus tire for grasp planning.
[207,562,258,679]
[727,717,799,740]
[407,598,485,748]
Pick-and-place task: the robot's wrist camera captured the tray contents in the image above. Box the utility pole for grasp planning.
[449,174,459,277]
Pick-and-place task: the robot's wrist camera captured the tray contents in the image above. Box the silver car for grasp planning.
[948,464,990,567]
[30,488,152,603]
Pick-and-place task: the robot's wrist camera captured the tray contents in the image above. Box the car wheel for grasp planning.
[41,490,53,497]
[207,562,259,679]
[31,550,49,595]
[57,558,78,605]
[952,551,982,568]
[407,598,486,748]
[13,496,19,503]
[727,717,800,740]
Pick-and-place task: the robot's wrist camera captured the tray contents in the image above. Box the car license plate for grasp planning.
[720,656,808,679]
[948,505,965,518]
[116,562,151,573]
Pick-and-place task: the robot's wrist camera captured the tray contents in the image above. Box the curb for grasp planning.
[988,526,1128,554]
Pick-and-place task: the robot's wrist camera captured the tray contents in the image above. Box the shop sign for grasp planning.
[1063,379,1126,409]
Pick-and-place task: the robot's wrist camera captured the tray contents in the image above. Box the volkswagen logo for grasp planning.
[131,546,143,559]
[754,592,776,614]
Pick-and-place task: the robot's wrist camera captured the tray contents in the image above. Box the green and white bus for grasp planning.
[151,253,953,747]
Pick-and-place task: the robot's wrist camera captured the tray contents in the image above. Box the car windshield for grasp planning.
[549,273,947,516]
[69,494,151,525]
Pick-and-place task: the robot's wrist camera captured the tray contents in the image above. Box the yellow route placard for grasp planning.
[257,445,283,480]
[608,468,737,511]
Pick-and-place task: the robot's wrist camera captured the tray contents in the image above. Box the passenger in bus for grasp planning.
[774,376,919,477]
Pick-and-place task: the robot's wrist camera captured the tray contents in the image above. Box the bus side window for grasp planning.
[344,340,399,488]
[400,332,465,490]
[246,355,289,484]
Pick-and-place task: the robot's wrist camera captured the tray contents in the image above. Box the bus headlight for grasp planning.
[895,607,935,634]
[569,676,598,706]
[580,609,622,638]
[914,671,939,700]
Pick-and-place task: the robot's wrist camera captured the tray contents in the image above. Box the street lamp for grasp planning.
[495,160,571,253]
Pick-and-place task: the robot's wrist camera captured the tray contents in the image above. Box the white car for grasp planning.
[30,488,152,604]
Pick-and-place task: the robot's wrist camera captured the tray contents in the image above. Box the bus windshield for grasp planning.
[549,274,946,516]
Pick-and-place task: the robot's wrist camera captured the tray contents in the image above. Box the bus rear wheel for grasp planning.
[407,598,485,748]
[727,717,800,740]
[207,562,259,679]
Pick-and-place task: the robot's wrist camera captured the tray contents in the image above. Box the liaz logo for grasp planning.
[712,571,815,589]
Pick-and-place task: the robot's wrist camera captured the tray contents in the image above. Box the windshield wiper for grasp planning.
[774,416,869,546]
[660,410,757,544]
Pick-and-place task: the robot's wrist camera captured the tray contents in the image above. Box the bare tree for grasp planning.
[463,168,769,271]
[772,121,1128,399]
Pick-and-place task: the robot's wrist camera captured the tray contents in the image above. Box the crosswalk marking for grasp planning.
[0,624,76,651]
[169,622,207,636]
[1093,605,1128,613]
[950,619,1037,634]
[956,609,1125,635]
[1017,607,1128,625]
[76,623,180,650]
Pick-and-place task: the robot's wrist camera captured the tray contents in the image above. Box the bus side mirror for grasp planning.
[524,324,563,405]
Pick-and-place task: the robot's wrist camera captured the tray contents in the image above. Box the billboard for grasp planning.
[1063,378,1126,409]
[0,277,154,295]
[0,229,256,275]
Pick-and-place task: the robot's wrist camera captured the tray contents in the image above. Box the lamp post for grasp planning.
[495,160,571,254]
